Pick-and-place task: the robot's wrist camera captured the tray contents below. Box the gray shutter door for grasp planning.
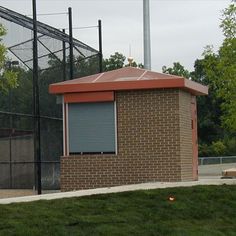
[68,102,115,153]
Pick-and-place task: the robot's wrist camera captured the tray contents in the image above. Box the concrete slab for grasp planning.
[0,178,236,205]
[199,163,236,176]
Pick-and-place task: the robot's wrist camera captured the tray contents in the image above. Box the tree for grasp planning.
[103,52,143,72]
[0,24,18,92]
[75,55,100,77]
[103,52,126,71]
[191,3,236,156]
[202,3,236,132]
[191,59,224,144]
[220,3,236,39]
[162,62,191,79]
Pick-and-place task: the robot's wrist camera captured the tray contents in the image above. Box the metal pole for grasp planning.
[98,19,103,73]
[62,29,66,81]
[9,64,12,189]
[9,117,12,189]
[68,7,74,80]
[143,0,151,70]
[32,0,42,195]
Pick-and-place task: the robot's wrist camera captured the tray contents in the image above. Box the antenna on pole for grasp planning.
[143,0,151,70]
[128,44,134,66]
[129,44,131,57]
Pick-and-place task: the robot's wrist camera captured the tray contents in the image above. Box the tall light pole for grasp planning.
[143,0,151,70]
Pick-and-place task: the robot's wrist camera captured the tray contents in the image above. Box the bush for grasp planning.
[211,141,226,156]
[198,137,236,157]
[224,137,236,156]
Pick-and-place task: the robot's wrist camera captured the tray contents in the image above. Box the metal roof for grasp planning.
[49,67,208,95]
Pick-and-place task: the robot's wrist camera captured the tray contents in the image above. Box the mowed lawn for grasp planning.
[0,185,236,236]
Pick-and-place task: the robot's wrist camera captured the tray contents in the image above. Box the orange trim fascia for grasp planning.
[50,79,184,94]
[184,79,208,95]
[49,78,208,96]
[64,91,114,103]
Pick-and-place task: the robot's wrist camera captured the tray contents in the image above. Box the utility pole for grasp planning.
[143,0,151,70]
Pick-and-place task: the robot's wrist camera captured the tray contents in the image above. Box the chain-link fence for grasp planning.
[0,6,100,190]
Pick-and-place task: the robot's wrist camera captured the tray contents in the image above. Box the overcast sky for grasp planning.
[0,0,232,71]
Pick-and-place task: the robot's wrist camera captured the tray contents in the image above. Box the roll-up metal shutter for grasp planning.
[68,102,115,154]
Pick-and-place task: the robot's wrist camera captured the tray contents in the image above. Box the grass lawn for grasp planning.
[0,185,236,236]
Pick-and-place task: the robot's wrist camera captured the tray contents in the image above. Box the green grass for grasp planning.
[0,185,236,236]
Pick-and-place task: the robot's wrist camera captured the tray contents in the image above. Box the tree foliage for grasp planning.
[103,52,126,71]
[103,52,143,71]
[220,3,236,39]
[202,3,236,132]
[162,62,190,79]
[191,59,224,146]
[0,24,18,93]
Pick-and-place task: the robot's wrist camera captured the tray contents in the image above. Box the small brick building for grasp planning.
[49,67,208,191]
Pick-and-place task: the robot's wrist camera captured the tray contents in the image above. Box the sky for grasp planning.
[0,0,232,72]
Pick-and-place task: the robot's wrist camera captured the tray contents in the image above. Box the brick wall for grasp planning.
[179,91,193,181]
[61,89,194,191]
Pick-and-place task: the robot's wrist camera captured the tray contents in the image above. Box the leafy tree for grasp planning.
[220,3,236,38]
[190,36,235,156]
[0,24,18,92]
[103,52,143,72]
[103,52,126,71]
[202,3,236,132]
[191,59,224,146]
[75,55,100,77]
[162,62,190,79]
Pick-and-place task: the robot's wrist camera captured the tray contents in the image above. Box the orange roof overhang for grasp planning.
[49,77,208,96]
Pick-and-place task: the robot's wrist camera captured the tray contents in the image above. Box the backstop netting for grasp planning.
[0,6,100,190]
